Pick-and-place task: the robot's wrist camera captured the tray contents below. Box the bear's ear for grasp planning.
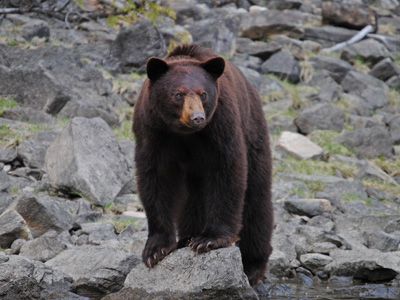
[201,56,225,79]
[146,57,169,82]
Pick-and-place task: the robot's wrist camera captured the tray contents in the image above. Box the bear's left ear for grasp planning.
[147,57,169,82]
[201,56,225,79]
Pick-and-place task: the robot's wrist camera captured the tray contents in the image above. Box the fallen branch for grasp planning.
[321,24,374,53]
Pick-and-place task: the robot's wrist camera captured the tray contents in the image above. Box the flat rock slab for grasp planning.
[275,131,323,160]
[106,247,258,300]
[45,117,134,206]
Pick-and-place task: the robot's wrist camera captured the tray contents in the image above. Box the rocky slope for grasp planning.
[1,0,400,299]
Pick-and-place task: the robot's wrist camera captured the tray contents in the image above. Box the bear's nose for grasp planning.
[190,111,205,126]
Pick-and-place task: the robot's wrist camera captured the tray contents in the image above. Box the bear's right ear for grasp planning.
[146,57,169,82]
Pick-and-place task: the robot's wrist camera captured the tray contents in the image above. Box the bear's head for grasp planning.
[146,56,225,134]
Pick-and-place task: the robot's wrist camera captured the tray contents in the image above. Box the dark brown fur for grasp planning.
[133,44,273,285]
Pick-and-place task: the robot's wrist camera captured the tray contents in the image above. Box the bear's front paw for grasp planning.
[188,236,235,254]
[142,234,177,268]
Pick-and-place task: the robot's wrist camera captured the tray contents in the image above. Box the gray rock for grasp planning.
[294,103,345,134]
[275,131,323,160]
[261,51,300,83]
[364,230,400,252]
[19,230,70,262]
[240,9,304,40]
[17,130,59,170]
[321,1,376,30]
[0,45,120,125]
[238,66,282,97]
[300,253,333,271]
[46,245,141,296]
[0,255,73,292]
[0,192,13,215]
[77,222,118,245]
[268,115,297,134]
[340,93,373,117]
[388,115,400,144]
[40,289,90,300]
[341,39,391,65]
[230,54,263,71]
[235,37,281,60]
[304,26,359,46]
[326,248,400,282]
[20,19,50,41]
[0,147,17,164]
[370,58,400,81]
[335,126,393,159]
[127,231,148,255]
[283,198,331,218]
[1,107,56,125]
[0,209,32,248]
[268,249,293,278]
[309,56,354,83]
[45,117,134,207]
[116,247,258,300]
[110,19,166,72]
[186,9,241,57]
[0,276,42,300]
[13,193,74,238]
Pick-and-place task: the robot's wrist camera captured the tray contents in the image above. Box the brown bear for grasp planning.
[133,44,273,285]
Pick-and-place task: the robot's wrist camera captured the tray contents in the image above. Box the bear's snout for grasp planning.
[190,111,205,126]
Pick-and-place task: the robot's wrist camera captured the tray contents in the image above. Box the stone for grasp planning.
[304,26,359,46]
[364,230,400,252]
[0,147,17,164]
[268,249,293,278]
[370,58,400,81]
[294,103,345,134]
[17,130,58,170]
[235,37,281,60]
[283,198,332,218]
[309,56,354,83]
[110,19,166,72]
[77,222,118,245]
[19,230,70,262]
[20,19,50,41]
[326,248,400,282]
[46,245,141,296]
[388,115,400,144]
[268,115,297,134]
[261,51,301,83]
[275,131,324,160]
[40,289,90,300]
[0,209,32,248]
[341,39,392,65]
[321,1,376,30]
[300,253,333,271]
[340,93,373,117]
[110,247,258,300]
[335,126,393,159]
[45,117,134,207]
[0,193,14,215]
[13,193,74,238]
[240,9,304,40]
[1,107,56,126]
[238,66,282,97]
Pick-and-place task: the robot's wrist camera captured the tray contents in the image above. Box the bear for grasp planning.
[133,44,273,285]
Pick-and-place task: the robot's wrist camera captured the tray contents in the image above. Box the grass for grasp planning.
[0,97,19,116]
[386,88,400,107]
[343,192,371,206]
[352,56,371,73]
[113,218,140,233]
[309,130,355,157]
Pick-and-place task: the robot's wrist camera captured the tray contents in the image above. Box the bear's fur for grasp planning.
[133,44,273,284]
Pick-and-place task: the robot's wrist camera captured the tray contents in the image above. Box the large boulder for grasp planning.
[275,131,323,160]
[0,209,32,248]
[46,245,141,296]
[45,117,134,207]
[261,51,300,83]
[341,39,391,65]
[104,247,258,300]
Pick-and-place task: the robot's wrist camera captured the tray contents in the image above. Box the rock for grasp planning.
[0,209,32,248]
[261,51,300,83]
[13,193,74,238]
[45,117,134,207]
[40,289,90,300]
[0,45,120,125]
[294,103,345,134]
[275,131,324,160]
[0,193,14,215]
[341,39,392,65]
[0,255,73,293]
[304,26,359,46]
[108,247,258,300]
[110,19,166,72]
[326,248,400,282]
[268,115,297,134]
[235,37,281,60]
[0,276,42,300]
[238,66,282,97]
[321,1,376,30]
[268,249,293,278]
[340,93,373,117]
[388,115,400,144]
[240,9,304,40]
[299,253,333,272]
[364,230,400,252]
[335,126,393,159]
[46,245,141,296]
[76,222,118,245]
[283,198,331,218]
[186,9,241,57]
[1,107,56,125]
[19,230,70,262]
[309,56,354,83]
[0,147,17,164]
[17,130,59,170]
[230,53,263,71]
[370,58,400,81]
[21,19,50,41]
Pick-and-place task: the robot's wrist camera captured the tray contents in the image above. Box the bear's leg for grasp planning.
[137,164,185,268]
[186,155,247,253]
[238,146,273,285]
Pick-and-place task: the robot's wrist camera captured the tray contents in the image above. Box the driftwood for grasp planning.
[321,24,375,54]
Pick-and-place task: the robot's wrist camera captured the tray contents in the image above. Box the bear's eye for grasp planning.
[175,92,184,101]
[200,92,207,101]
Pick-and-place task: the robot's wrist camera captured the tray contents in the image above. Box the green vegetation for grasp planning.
[309,130,354,156]
[0,97,18,115]
[113,107,135,140]
[113,217,140,233]
[352,56,370,74]
[343,192,371,206]
[386,88,400,107]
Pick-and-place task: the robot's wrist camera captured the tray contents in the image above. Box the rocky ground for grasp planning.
[1,0,400,299]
